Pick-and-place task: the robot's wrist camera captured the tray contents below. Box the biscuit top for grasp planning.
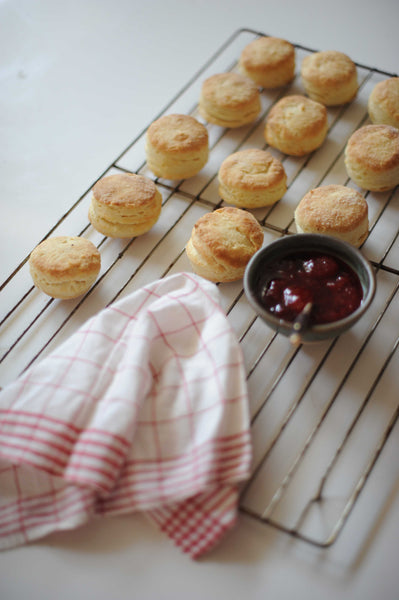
[219,149,285,190]
[146,114,208,153]
[93,173,158,207]
[201,73,259,108]
[369,77,399,125]
[295,185,368,232]
[267,95,327,137]
[301,50,356,85]
[345,124,399,171]
[240,36,295,71]
[191,207,264,268]
[29,236,101,279]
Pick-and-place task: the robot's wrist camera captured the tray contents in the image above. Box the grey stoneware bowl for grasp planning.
[243,233,376,343]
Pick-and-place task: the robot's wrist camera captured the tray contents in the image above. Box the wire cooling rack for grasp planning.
[1,28,398,548]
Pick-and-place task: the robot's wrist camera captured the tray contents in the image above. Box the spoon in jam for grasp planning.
[289,301,313,346]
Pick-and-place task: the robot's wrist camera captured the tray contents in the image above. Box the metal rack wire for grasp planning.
[1,28,398,548]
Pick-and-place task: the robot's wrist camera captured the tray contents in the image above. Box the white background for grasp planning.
[1,1,399,599]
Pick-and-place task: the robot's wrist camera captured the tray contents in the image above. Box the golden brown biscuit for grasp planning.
[145,114,209,180]
[29,236,101,299]
[368,77,399,129]
[344,124,399,191]
[239,36,296,88]
[218,148,287,208]
[88,173,162,238]
[199,72,261,128]
[264,94,328,156]
[185,207,264,282]
[294,184,369,247]
[300,50,358,106]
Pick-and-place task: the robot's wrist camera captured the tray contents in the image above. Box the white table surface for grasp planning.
[1,1,398,598]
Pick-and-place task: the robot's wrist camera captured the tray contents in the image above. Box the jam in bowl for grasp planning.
[243,234,376,342]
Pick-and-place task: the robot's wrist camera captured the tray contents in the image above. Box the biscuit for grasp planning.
[239,36,296,89]
[300,50,358,106]
[294,184,369,247]
[29,236,101,299]
[145,114,209,180]
[218,148,287,208]
[88,173,162,238]
[199,72,261,128]
[264,94,328,156]
[344,124,399,191]
[185,207,264,282]
[368,77,399,129]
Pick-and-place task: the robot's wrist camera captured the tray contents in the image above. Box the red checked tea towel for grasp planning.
[0,272,251,558]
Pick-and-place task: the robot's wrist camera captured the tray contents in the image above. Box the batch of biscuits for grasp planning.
[28,36,399,300]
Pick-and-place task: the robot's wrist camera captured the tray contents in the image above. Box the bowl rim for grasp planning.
[243,233,376,337]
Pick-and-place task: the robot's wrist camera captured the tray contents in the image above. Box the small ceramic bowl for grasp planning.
[243,233,376,343]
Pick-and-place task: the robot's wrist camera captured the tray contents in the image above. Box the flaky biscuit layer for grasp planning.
[294,185,369,247]
[344,124,399,191]
[145,114,209,179]
[199,72,261,128]
[29,236,101,299]
[89,173,162,237]
[368,78,399,129]
[301,50,358,106]
[218,149,287,207]
[265,94,328,156]
[239,36,295,88]
[186,207,264,282]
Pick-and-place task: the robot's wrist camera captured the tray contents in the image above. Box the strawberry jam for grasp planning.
[259,252,363,325]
